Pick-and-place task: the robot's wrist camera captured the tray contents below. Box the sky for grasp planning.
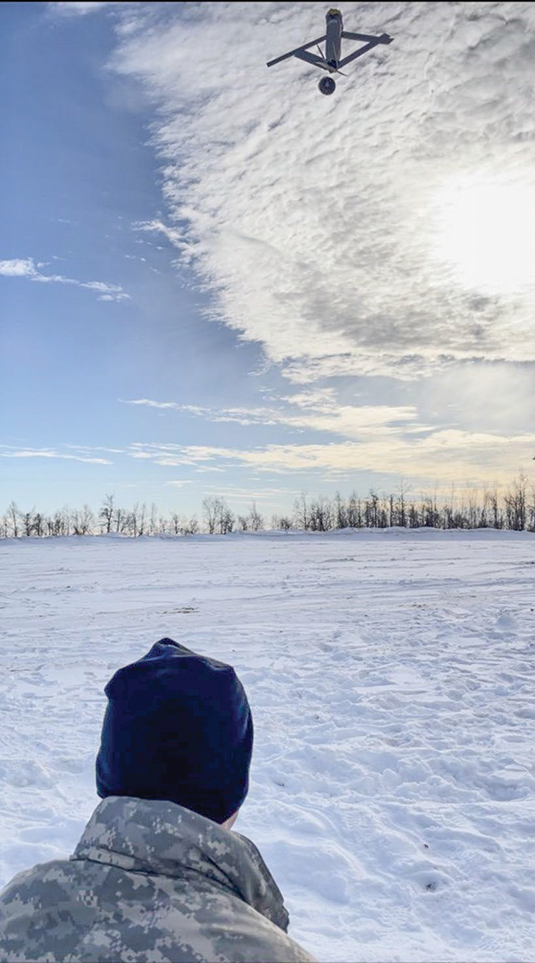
[2,0,535,520]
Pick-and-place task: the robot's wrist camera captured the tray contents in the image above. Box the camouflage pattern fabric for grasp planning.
[0,795,317,962]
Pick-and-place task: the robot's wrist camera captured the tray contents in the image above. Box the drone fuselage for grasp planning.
[325,9,343,71]
[265,7,393,93]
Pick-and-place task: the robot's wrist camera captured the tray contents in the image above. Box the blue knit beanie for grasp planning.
[95,638,253,824]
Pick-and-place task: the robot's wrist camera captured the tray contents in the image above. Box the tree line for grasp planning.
[1,474,534,538]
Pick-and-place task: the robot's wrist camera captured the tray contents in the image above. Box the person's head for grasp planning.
[95,638,253,827]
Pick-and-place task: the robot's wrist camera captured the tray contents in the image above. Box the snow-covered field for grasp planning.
[1,529,535,962]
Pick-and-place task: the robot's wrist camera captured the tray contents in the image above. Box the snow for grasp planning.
[1,529,535,962]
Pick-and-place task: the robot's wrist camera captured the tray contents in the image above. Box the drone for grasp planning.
[267,8,393,95]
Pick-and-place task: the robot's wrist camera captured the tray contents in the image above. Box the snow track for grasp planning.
[1,529,534,961]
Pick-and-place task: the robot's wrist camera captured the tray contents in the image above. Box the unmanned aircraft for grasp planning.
[267,8,393,95]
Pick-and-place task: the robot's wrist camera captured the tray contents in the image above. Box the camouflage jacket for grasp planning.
[0,795,317,963]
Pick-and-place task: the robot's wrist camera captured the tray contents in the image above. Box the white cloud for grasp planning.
[122,396,423,439]
[194,466,226,474]
[200,485,302,502]
[134,220,185,250]
[111,1,535,380]
[0,259,38,278]
[48,2,120,16]
[0,446,111,465]
[0,257,130,302]
[63,444,125,454]
[125,431,535,487]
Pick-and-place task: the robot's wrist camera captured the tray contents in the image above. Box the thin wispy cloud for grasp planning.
[134,220,184,251]
[126,432,535,486]
[0,445,112,465]
[122,396,424,439]
[63,445,126,454]
[48,1,122,16]
[200,485,303,502]
[110,1,535,381]
[0,258,130,302]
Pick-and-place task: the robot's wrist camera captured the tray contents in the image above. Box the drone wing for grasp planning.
[294,49,329,70]
[339,32,393,68]
[266,35,326,68]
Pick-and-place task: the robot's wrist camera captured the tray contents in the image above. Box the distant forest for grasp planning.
[2,473,535,537]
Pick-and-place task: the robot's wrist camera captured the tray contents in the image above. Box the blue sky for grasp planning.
[2,1,535,520]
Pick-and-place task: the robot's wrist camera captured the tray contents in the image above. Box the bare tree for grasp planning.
[203,497,221,535]
[309,496,333,532]
[114,506,128,533]
[378,494,389,529]
[467,489,480,529]
[138,503,147,536]
[127,502,146,537]
[248,502,264,532]
[479,488,490,529]
[48,509,66,536]
[100,494,115,534]
[408,502,419,528]
[293,493,310,531]
[125,509,134,537]
[364,490,379,528]
[61,506,71,536]
[237,504,264,532]
[504,472,528,531]
[271,514,292,530]
[237,514,249,532]
[71,505,94,536]
[6,502,19,538]
[21,510,35,538]
[334,491,347,529]
[346,492,361,529]
[219,502,235,535]
[33,512,45,537]
[148,503,158,536]
[396,479,408,528]
[515,472,528,531]
[486,487,502,529]
[182,515,199,536]
[442,483,455,529]
[421,493,440,528]
[157,514,168,534]
[528,485,535,533]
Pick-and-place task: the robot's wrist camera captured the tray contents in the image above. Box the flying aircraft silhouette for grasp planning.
[267,8,393,95]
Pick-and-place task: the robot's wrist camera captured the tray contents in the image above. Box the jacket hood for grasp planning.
[70,795,289,933]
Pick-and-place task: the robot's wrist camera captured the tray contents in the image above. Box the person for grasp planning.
[0,638,316,962]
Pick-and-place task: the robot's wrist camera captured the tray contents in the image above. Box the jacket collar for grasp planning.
[70,795,289,932]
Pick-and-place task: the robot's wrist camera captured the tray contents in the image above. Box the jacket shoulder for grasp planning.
[0,858,70,901]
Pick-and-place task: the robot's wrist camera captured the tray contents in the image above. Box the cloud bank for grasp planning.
[126,432,535,487]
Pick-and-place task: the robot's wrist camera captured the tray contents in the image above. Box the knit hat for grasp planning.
[95,638,253,824]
